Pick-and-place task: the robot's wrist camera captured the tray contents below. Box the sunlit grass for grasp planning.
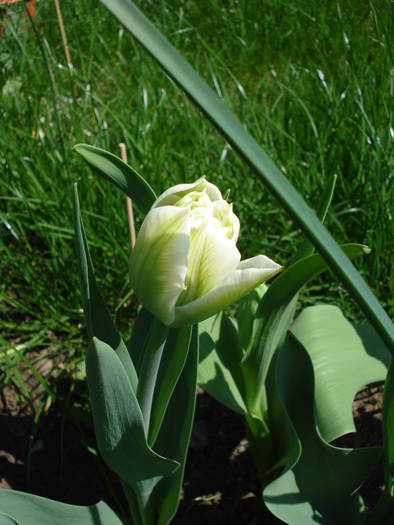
[0,0,392,410]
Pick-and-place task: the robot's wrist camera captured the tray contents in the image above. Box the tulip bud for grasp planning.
[130,177,281,326]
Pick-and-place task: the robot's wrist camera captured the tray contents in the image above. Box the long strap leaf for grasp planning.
[152,326,199,525]
[73,183,139,391]
[73,144,156,214]
[99,0,394,353]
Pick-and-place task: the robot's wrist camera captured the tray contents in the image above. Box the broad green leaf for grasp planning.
[0,489,123,525]
[242,243,369,414]
[99,0,394,353]
[73,144,156,214]
[152,326,199,525]
[263,336,380,525]
[291,305,390,442]
[0,515,17,525]
[198,313,247,415]
[355,322,392,369]
[73,184,138,392]
[86,337,178,488]
[148,326,192,446]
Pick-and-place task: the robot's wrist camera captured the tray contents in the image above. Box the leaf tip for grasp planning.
[72,143,83,154]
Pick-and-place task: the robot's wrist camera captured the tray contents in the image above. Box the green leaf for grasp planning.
[135,318,169,430]
[263,336,380,525]
[152,326,199,525]
[215,315,245,391]
[383,358,394,498]
[354,322,392,369]
[368,359,394,524]
[86,337,178,487]
[0,514,18,525]
[293,173,337,262]
[198,313,247,415]
[242,243,369,414]
[291,305,389,443]
[73,144,156,214]
[148,326,192,446]
[99,0,393,353]
[73,184,138,392]
[236,283,267,351]
[0,489,123,525]
[127,307,155,375]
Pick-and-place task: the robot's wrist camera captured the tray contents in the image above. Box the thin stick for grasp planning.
[119,143,136,249]
[54,0,72,75]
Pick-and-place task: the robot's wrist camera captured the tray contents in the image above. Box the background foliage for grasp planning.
[0,0,392,440]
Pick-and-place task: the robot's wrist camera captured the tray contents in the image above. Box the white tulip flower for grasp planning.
[130,177,282,327]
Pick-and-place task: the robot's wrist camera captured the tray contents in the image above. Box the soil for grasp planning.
[0,355,384,525]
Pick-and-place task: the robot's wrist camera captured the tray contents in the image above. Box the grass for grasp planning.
[0,0,392,443]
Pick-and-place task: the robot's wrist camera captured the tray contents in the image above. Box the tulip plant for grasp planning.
[0,161,281,525]
[1,148,392,525]
[197,177,392,523]
[1,1,393,525]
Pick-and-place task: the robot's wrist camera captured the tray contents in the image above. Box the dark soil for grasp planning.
[0,359,384,524]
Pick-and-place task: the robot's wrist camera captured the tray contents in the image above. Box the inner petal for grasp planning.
[177,218,240,305]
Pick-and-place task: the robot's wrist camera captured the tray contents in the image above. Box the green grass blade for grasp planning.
[99,0,394,353]
[73,144,156,214]
[294,174,337,261]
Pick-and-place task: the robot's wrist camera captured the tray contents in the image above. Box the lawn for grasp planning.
[0,0,392,521]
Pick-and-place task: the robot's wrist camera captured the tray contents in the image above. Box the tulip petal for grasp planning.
[130,206,190,326]
[178,218,240,305]
[173,255,282,326]
[153,176,222,208]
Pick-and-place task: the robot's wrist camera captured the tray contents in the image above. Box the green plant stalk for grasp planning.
[99,0,394,353]
[245,415,278,487]
[121,479,154,525]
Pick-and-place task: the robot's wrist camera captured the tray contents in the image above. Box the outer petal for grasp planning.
[153,176,222,208]
[178,218,240,304]
[172,255,282,327]
[130,206,190,326]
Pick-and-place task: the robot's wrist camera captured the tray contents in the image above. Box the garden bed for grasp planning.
[0,362,384,524]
